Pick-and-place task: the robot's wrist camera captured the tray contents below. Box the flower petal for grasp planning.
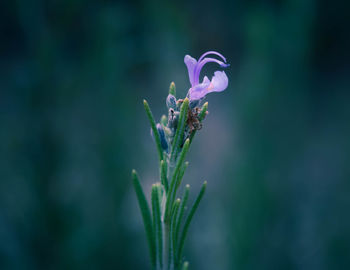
[184,55,197,87]
[188,76,210,100]
[207,71,228,93]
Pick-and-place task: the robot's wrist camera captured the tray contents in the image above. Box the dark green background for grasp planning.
[1,0,349,269]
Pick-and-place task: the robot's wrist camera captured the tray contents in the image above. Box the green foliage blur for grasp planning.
[1,0,349,269]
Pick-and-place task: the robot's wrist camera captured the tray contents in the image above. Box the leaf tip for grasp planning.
[203,102,208,110]
[183,261,189,269]
[152,183,161,188]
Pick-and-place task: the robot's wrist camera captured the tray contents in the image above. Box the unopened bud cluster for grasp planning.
[153,83,207,154]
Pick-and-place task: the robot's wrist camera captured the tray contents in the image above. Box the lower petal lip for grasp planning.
[207,83,214,91]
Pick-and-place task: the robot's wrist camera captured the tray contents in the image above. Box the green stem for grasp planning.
[163,222,171,270]
[165,139,190,223]
[171,199,181,266]
[171,98,189,161]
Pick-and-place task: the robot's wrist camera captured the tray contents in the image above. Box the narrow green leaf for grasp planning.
[175,184,190,243]
[143,99,163,161]
[171,98,189,160]
[132,170,155,267]
[170,198,181,268]
[169,162,189,215]
[189,102,208,145]
[198,102,208,120]
[175,161,189,191]
[160,160,168,193]
[169,81,176,97]
[182,261,189,270]
[152,183,163,268]
[165,139,190,222]
[177,181,207,265]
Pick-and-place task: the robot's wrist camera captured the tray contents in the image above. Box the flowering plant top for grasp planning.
[133,51,229,270]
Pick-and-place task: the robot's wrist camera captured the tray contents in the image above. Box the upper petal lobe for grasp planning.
[184,55,197,87]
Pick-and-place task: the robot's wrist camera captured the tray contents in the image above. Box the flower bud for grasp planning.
[189,99,200,109]
[156,123,168,152]
[163,126,173,137]
[168,108,179,129]
[169,82,176,96]
[160,114,167,126]
[166,94,177,109]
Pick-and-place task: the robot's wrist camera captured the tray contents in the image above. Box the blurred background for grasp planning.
[1,0,349,269]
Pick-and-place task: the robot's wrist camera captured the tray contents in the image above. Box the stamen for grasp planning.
[198,51,227,63]
[193,58,229,85]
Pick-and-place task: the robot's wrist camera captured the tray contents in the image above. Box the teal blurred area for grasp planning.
[1,0,349,269]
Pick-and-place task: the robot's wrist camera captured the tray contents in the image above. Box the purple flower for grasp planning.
[184,51,229,100]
